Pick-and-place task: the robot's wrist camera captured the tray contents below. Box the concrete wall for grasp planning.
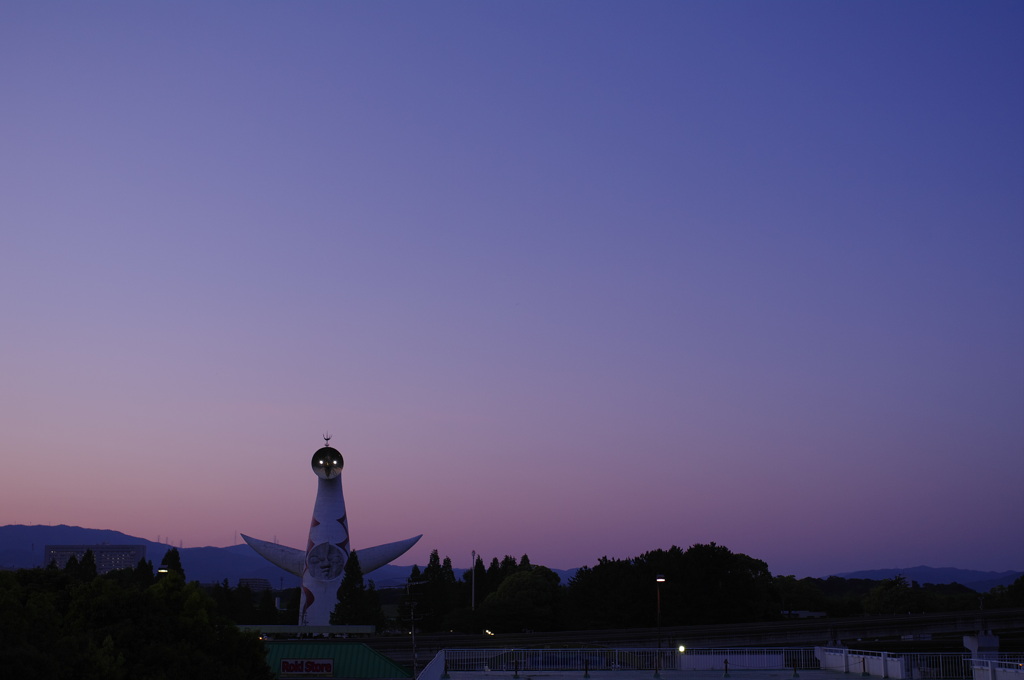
[817,647,1024,680]
[972,660,1024,680]
[816,647,907,679]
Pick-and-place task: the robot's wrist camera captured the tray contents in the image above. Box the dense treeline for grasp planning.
[160,543,1024,636]
[567,543,775,629]
[774,573,998,617]
[352,543,1024,635]
[0,549,273,680]
[17,543,1018,664]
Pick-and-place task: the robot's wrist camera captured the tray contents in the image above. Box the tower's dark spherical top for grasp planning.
[311,446,344,479]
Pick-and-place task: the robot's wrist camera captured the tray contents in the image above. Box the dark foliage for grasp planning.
[0,560,273,680]
[159,548,185,577]
[391,543,1008,635]
[565,543,775,629]
[772,573,986,617]
[987,574,1024,608]
[331,550,385,627]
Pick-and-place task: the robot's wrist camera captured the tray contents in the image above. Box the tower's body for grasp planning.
[300,444,350,624]
[242,438,421,626]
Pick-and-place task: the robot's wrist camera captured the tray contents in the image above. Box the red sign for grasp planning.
[280,658,334,676]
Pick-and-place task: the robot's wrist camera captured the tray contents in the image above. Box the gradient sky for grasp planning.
[2,2,1021,579]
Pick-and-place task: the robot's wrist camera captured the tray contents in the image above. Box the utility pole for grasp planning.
[406,578,427,678]
[471,550,476,611]
[409,600,419,677]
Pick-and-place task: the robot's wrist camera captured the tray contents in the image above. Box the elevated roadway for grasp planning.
[362,609,1024,668]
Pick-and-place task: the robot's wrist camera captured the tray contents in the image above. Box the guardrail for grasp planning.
[420,647,1024,680]
[817,647,1024,680]
[371,610,1024,659]
[438,647,817,675]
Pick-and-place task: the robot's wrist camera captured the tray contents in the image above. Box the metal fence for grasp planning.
[440,648,1024,679]
[901,653,971,680]
[442,647,818,673]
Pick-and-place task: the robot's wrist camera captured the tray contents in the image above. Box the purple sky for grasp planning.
[2,2,1021,579]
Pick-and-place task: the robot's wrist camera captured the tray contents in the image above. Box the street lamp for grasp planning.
[655,575,666,678]
[656,575,665,629]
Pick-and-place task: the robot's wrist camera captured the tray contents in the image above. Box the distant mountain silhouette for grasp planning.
[833,565,1022,592]
[4,525,1015,592]
[0,524,576,588]
[0,524,304,587]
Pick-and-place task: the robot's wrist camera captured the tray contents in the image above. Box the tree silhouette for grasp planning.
[79,549,98,580]
[160,548,185,578]
[0,561,273,679]
[331,550,383,627]
[480,566,561,633]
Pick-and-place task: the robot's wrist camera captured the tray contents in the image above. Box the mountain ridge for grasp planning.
[834,566,1021,593]
[1,524,1019,591]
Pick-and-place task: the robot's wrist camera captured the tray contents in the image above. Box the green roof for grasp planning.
[264,640,411,679]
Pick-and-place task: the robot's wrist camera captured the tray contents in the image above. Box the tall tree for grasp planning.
[863,575,913,615]
[331,550,383,627]
[480,566,562,633]
[160,548,185,578]
[675,542,774,623]
[79,549,98,580]
[419,550,458,631]
[132,558,155,588]
[565,556,645,628]
[563,543,775,628]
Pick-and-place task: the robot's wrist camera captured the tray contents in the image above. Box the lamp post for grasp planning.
[655,575,666,678]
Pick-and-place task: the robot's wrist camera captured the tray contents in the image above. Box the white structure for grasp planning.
[43,544,146,574]
[815,646,1023,680]
[243,437,421,625]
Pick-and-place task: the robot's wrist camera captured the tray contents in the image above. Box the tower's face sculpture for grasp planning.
[307,543,346,581]
[311,447,344,479]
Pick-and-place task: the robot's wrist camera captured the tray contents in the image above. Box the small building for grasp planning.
[43,544,146,574]
[263,640,410,680]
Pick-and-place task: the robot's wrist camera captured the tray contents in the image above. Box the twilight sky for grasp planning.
[1,2,1021,579]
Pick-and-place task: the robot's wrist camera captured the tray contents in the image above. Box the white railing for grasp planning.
[432,648,1021,680]
[680,648,818,671]
[441,647,816,673]
[434,647,1024,675]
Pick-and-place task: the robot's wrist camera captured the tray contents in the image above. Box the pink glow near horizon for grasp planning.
[1,2,1021,579]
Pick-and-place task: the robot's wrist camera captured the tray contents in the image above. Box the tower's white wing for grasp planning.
[241,534,305,576]
[356,534,423,573]
[242,533,422,577]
